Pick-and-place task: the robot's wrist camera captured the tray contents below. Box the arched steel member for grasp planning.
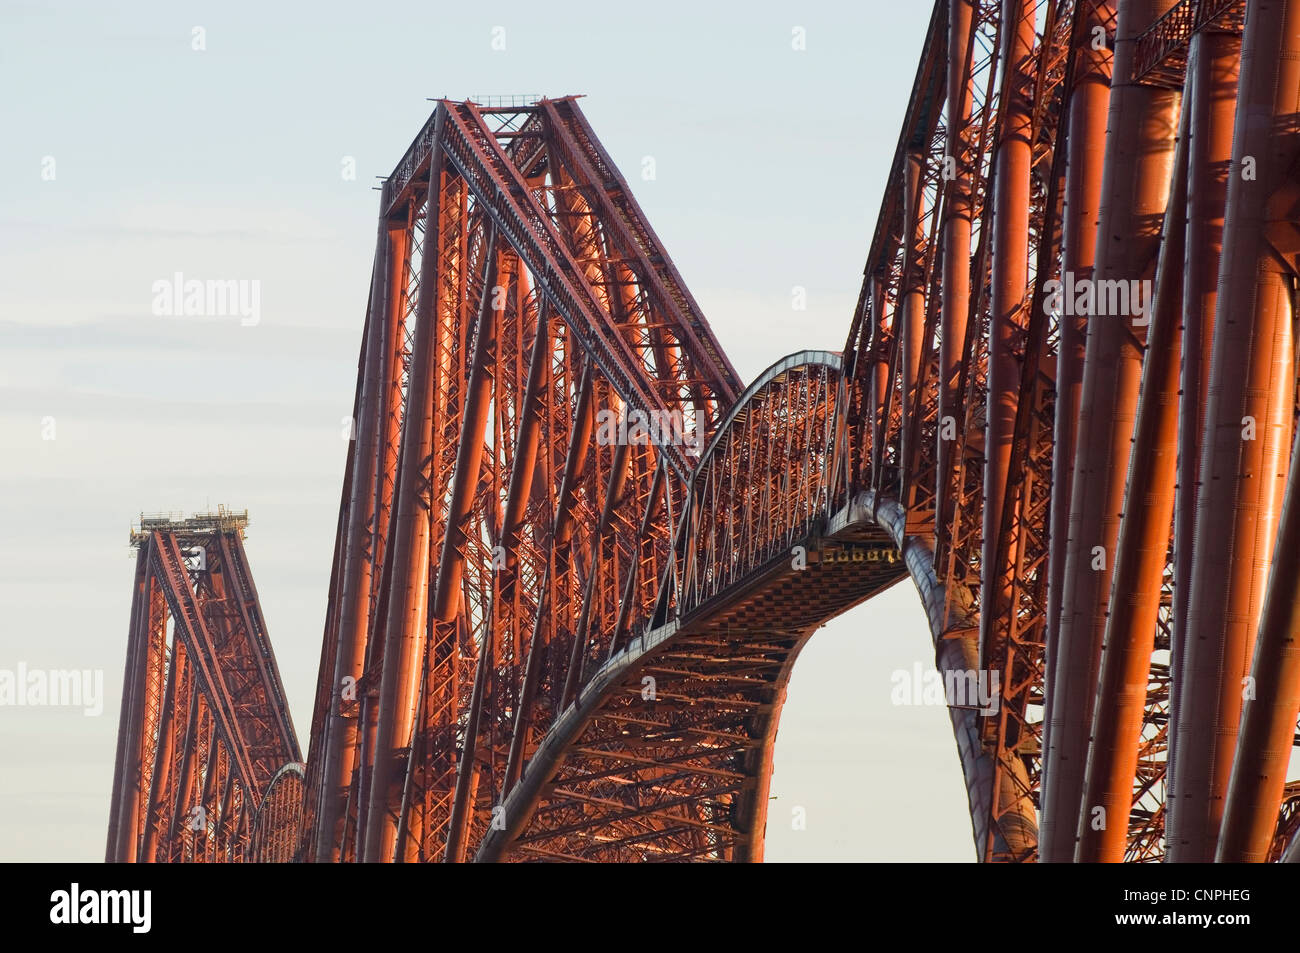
[476,352,1029,862]
[476,352,855,862]
[250,762,307,863]
[852,490,1035,860]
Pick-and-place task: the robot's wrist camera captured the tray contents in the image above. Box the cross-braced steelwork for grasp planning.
[110,0,1300,863]
[106,510,300,863]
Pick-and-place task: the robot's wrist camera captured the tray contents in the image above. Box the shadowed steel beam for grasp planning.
[899,148,928,486]
[219,531,300,762]
[431,232,499,624]
[936,0,978,518]
[1041,0,1180,862]
[1170,0,1299,861]
[1075,94,1188,861]
[1166,24,1239,844]
[869,276,892,483]
[979,0,1035,666]
[1220,433,1300,860]
[140,595,182,864]
[106,549,151,863]
[371,141,447,861]
[168,689,200,856]
[1042,0,1115,769]
[867,491,1008,859]
[356,209,418,854]
[443,590,495,863]
[499,300,550,598]
[350,208,414,860]
[312,222,397,863]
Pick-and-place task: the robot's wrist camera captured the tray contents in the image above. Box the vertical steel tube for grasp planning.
[362,228,499,863]
[1042,0,1115,769]
[431,239,501,624]
[1166,27,1239,841]
[106,550,151,862]
[168,690,201,860]
[353,212,418,860]
[141,627,184,864]
[1075,97,1188,861]
[937,0,977,511]
[1170,0,1300,862]
[312,221,399,863]
[979,0,1035,666]
[443,594,495,863]
[499,302,550,586]
[1041,0,1179,862]
[501,573,550,796]
[899,150,927,486]
[1219,436,1300,861]
[868,275,892,483]
[368,150,446,862]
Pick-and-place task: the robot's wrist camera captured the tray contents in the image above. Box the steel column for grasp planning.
[1166,25,1240,842]
[1041,0,1180,862]
[979,0,1036,666]
[1075,95,1188,861]
[1042,0,1115,767]
[1170,0,1300,861]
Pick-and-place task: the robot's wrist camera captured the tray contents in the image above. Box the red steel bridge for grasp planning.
[107,0,1300,863]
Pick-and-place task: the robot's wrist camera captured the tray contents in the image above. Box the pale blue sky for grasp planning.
[0,0,973,861]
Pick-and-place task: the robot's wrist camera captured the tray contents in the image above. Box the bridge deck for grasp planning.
[478,515,907,862]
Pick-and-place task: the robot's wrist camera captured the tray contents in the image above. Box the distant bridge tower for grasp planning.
[106,510,302,863]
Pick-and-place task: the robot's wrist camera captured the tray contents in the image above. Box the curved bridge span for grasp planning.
[110,0,1300,863]
[476,352,1027,862]
[478,353,910,862]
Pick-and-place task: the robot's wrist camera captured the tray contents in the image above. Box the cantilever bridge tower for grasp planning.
[109,0,1300,863]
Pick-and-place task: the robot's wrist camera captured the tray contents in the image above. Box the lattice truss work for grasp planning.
[106,512,300,863]
[109,0,1300,864]
[295,97,745,864]
[838,0,1300,864]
